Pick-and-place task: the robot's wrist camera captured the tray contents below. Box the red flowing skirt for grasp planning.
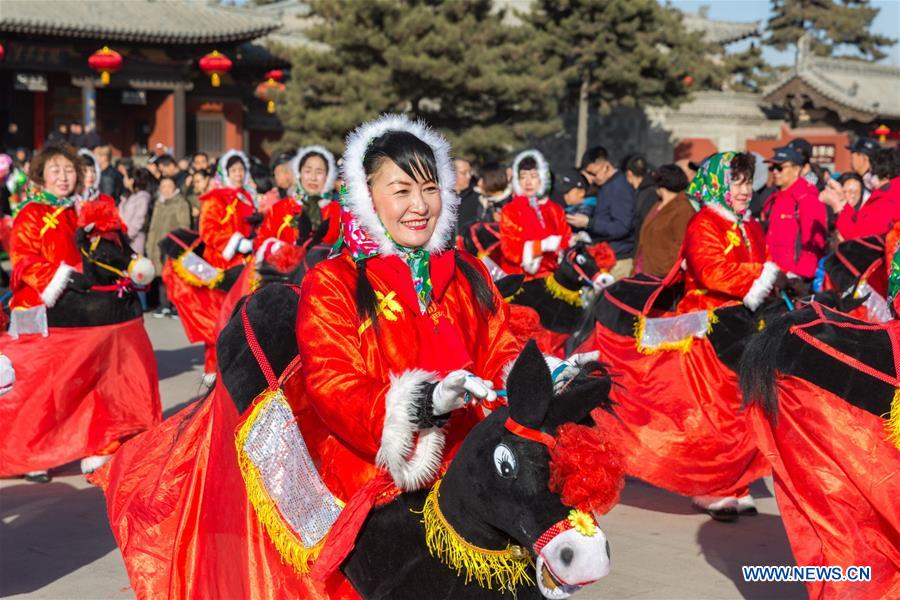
[215,263,255,336]
[92,380,335,600]
[0,318,160,475]
[578,324,770,497]
[162,260,224,346]
[746,377,900,600]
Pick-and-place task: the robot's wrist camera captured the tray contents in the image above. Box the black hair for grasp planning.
[730,152,755,183]
[299,151,329,172]
[622,154,648,178]
[517,156,538,174]
[192,151,209,161]
[128,167,154,193]
[362,130,437,184]
[652,164,689,193]
[838,172,863,186]
[155,155,177,168]
[354,131,496,327]
[225,154,246,171]
[870,148,896,180]
[480,161,508,195]
[580,145,609,169]
[271,152,293,171]
[81,153,96,168]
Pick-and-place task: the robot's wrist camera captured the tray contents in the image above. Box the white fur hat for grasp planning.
[511,149,551,198]
[291,145,337,196]
[78,148,102,186]
[217,149,251,189]
[341,114,458,257]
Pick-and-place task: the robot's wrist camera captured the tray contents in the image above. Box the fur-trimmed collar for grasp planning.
[341,114,458,257]
[291,145,337,197]
[511,149,551,198]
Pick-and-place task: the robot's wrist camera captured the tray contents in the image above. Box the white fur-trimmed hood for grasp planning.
[511,149,551,198]
[291,145,337,197]
[341,114,458,257]
[217,149,252,189]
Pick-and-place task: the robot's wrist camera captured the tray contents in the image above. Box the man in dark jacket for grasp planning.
[569,146,636,278]
[95,145,125,202]
[622,154,657,248]
[455,158,481,234]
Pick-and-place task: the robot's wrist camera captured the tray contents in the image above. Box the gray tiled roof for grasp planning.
[0,0,280,44]
[764,55,900,121]
[681,12,759,45]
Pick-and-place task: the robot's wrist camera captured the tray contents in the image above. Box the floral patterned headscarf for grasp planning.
[686,151,746,220]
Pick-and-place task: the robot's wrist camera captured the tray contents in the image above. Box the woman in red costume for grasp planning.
[167,150,257,384]
[498,149,571,279]
[678,151,781,314]
[8,145,88,316]
[2,144,159,482]
[255,145,341,262]
[583,152,778,521]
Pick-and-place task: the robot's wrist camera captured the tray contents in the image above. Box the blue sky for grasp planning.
[670,0,900,66]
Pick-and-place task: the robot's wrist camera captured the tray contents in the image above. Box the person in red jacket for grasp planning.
[255,145,340,262]
[198,150,258,271]
[9,144,90,316]
[498,149,571,278]
[827,148,900,241]
[679,151,782,314]
[761,145,828,278]
[75,148,118,213]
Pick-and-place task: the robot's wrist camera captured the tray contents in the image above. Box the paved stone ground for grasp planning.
[1,315,809,600]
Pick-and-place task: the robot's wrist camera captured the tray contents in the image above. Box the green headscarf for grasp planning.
[13,184,74,217]
[686,151,752,247]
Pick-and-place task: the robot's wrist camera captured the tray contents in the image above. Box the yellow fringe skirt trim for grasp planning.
[420,479,534,592]
[544,274,583,307]
[171,251,224,289]
[885,388,900,451]
[235,389,324,574]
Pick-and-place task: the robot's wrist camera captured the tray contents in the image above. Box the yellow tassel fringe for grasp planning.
[421,479,534,592]
[235,390,325,574]
[544,274,583,307]
[885,388,900,451]
[171,251,224,289]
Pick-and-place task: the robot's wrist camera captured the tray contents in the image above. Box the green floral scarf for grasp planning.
[13,185,74,217]
[397,244,432,314]
[686,151,752,248]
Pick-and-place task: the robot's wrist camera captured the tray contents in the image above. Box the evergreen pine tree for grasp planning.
[276,0,562,160]
[765,0,895,60]
[525,0,724,162]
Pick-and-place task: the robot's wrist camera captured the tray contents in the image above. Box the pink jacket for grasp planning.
[835,177,900,241]
[762,177,827,278]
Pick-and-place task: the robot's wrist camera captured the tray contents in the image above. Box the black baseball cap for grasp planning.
[557,169,587,194]
[766,146,804,165]
[787,138,812,165]
[845,137,880,156]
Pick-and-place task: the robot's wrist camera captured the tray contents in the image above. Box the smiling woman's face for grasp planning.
[369,158,442,249]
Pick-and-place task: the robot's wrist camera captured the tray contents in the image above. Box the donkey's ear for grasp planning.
[83,223,96,234]
[507,340,553,429]
[544,376,613,430]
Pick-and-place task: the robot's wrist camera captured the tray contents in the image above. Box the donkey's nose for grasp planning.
[560,546,574,567]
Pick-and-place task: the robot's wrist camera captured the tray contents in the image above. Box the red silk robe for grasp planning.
[198,187,256,270]
[498,196,571,279]
[297,250,520,502]
[679,206,776,313]
[9,202,82,310]
[255,197,341,261]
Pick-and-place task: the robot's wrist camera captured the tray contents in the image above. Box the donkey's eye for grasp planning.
[576,254,586,265]
[493,443,518,479]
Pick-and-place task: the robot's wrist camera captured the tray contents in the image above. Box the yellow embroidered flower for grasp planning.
[376,291,403,322]
[567,509,597,537]
[726,229,741,248]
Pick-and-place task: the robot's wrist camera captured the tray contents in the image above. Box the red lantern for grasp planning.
[88,46,122,86]
[873,124,890,143]
[255,77,286,114]
[199,50,232,88]
[263,69,284,83]
[0,43,5,62]
[682,74,694,88]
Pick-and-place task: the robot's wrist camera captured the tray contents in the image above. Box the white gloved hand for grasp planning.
[0,354,15,396]
[572,231,593,245]
[237,237,254,255]
[543,351,600,392]
[541,235,562,254]
[432,370,497,415]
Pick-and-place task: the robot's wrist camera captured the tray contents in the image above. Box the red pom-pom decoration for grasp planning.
[77,200,125,234]
[587,242,617,271]
[267,243,304,273]
[549,423,625,515]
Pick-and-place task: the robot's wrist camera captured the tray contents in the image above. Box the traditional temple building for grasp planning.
[0,0,287,157]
